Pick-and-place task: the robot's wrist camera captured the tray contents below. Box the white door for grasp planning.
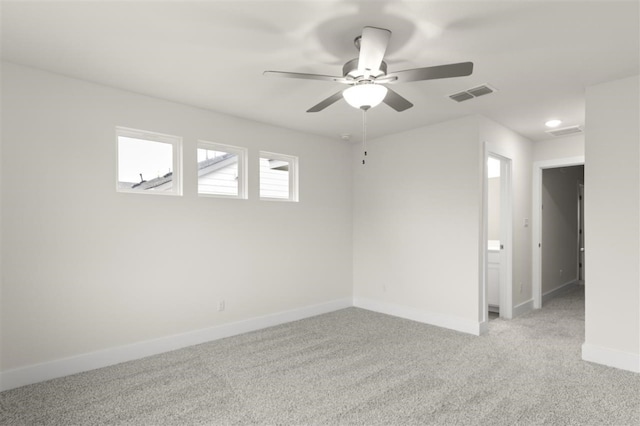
[485,153,512,319]
[487,156,501,312]
[579,184,585,283]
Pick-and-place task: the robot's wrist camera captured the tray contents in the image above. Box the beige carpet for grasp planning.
[1,286,639,425]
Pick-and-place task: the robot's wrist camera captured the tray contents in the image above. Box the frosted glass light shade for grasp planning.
[343,84,388,110]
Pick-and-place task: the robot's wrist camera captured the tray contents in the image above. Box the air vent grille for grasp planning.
[545,125,583,137]
[449,84,496,102]
[450,92,474,102]
[467,85,493,97]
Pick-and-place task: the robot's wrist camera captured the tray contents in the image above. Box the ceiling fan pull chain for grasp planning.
[362,108,367,165]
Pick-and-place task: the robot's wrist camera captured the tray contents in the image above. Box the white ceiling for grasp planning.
[2,0,638,142]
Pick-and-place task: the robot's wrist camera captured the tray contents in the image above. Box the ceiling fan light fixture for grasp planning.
[343,83,388,110]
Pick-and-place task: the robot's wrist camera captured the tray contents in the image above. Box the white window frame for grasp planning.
[259,151,299,202]
[197,141,247,199]
[115,127,183,196]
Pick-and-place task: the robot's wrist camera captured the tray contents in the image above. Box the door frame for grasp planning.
[532,156,585,309]
[577,183,585,283]
[482,149,513,324]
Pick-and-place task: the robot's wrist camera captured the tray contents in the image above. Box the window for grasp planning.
[116,127,182,195]
[259,151,298,201]
[197,142,247,199]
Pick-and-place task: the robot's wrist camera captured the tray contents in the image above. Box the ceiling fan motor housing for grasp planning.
[343,58,388,79]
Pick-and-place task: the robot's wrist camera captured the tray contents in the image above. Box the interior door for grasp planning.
[487,156,501,312]
[579,184,585,282]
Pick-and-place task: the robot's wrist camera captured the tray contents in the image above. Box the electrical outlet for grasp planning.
[559,269,563,277]
[218,300,225,312]
[519,282,523,294]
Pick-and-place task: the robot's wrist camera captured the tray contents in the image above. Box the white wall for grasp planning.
[4,61,636,384]
[583,75,640,372]
[534,134,585,162]
[351,115,533,332]
[0,65,3,374]
[0,63,353,377]
[541,166,584,294]
[352,116,483,333]
[480,118,534,311]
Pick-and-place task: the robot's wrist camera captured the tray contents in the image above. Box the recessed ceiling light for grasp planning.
[545,119,562,128]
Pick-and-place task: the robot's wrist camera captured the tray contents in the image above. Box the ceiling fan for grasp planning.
[264,26,473,113]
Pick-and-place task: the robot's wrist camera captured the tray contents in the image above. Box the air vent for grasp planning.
[449,84,496,102]
[545,125,583,137]
[467,85,494,97]
[449,91,474,102]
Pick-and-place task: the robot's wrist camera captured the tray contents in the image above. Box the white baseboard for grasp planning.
[353,297,481,336]
[0,298,352,392]
[582,343,640,373]
[513,298,534,317]
[542,279,578,304]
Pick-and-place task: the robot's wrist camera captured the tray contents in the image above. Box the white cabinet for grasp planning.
[488,242,501,310]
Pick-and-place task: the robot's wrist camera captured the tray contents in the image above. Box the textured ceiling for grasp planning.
[2,0,638,142]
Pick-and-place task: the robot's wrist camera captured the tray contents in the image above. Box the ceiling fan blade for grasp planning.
[264,71,351,84]
[388,62,474,83]
[307,90,345,113]
[358,27,391,75]
[383,88,413,112]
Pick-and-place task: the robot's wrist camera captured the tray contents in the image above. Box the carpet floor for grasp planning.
[1,286,639,425]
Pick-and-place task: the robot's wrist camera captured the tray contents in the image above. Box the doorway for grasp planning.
[484,153,513,322]
[532,157,585,308]
[487,157,502,316]
[540,166,584,304]
[578,184,585,284]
